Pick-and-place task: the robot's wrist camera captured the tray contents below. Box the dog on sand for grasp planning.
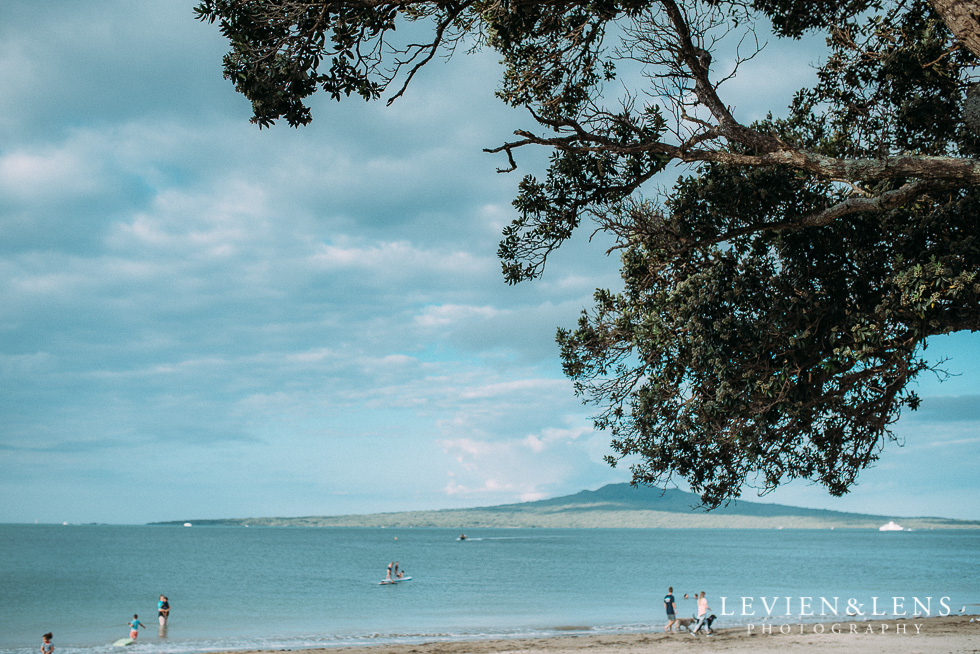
[673,617,695,632]
[672,614,716,635]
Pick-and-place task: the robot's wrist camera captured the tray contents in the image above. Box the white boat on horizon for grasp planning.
[879,521,904,531]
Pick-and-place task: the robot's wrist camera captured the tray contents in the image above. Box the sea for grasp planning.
[1,525,977,654]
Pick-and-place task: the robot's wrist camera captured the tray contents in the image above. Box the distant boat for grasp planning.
[183,522,192,527]
[879,521,903,531]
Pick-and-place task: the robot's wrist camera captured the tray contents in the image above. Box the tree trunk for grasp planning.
[930,0,980,59]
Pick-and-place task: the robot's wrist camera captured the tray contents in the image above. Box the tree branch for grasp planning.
[657,0,784,152]
[679,148,980,184]
[797,180,946,227]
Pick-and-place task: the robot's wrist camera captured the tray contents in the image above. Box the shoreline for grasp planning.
[224,615,979,654]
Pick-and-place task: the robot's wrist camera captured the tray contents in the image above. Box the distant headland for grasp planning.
[149,483,980,529]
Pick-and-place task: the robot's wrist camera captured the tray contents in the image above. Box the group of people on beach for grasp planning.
[663,586,714,636]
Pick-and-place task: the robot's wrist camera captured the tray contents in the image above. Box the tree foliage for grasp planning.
[197,0,980,507]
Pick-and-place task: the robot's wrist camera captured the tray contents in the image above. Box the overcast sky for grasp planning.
[1,1,977,524]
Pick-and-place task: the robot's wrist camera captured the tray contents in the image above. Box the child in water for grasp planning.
[129,615,145,641]
[40,633,53,654]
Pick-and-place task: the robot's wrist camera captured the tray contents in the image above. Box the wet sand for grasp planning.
[230,615,979,654]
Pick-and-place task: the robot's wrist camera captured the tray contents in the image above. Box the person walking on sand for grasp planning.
[40,633,53,654]
[691,592,711,636]
[157,595,170,626]
[128,615,145,641]
[663,587,678,633]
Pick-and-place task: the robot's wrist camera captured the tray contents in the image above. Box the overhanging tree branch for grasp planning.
[200,0,980,508]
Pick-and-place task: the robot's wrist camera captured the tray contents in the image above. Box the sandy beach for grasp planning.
[229,616,979,654]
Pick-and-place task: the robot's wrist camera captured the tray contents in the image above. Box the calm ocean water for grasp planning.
[1,526,977,654]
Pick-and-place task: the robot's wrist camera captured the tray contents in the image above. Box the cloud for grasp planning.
[438,421,605,504]
[0,147,103,201]
[309,240,494,285]
[414,304,501,328]
[0,352,57,376]
[523,425,588,453]
[458,378,568,400]
[923,436,980,448]
[0,2,244,139]
[905,395,980,423]
[109,187,258,257]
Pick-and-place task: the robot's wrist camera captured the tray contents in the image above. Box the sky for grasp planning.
[1,1,977,525]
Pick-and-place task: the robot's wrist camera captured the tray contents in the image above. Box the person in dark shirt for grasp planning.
[664,586,678,633]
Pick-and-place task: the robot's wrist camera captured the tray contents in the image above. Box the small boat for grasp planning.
[378,576,412,585]
[878,521,903,531]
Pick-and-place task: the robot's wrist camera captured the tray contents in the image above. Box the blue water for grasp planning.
[0,526,977,654]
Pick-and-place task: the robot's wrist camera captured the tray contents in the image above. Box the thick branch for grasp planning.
[798,180,945,227]
[680,148,980,184]
[491,118,980,186]
[929,0,980,59]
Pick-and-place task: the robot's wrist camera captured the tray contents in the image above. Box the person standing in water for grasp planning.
[128,615,145,641]
[158,595,171,638]
[40,633,53,654]
[157,595,170,626]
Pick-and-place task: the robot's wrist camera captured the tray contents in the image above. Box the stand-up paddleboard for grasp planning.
[378,576,412,585]
[112,639,134,647]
